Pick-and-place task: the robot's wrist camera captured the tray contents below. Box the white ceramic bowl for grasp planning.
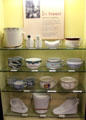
[33,93,50,114]
[60,76,78,90]
[45,40,61,49]
[67,58,83,69]
[65,38,80,48]
[40,76,57,89]
[25,58,42,70]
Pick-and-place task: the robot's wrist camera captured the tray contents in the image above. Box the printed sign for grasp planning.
[23,0,64,39]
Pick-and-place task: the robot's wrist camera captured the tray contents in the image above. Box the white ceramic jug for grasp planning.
[4,28,23,48]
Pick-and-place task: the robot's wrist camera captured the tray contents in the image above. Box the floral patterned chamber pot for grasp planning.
[46,58,63,70]
[40,76,57,89]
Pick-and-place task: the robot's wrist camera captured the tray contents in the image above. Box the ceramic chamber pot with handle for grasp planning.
[46,58,64,70]
[32,93,50,114]
[60,76,78,90]
[25,58,42,70]
[66,58,83,69]
[65,38,80,48]
[4,28,23,48]
[40,76,57,89]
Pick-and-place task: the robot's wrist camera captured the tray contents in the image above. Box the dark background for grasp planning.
[0,93,3,120]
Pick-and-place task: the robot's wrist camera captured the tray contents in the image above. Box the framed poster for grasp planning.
[23,0,64,39]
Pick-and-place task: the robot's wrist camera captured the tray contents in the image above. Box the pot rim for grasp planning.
[33,93,50,98]
[65,38,80,41]
[40,76,54,82]
[47,58,61,62]
[4,27,23,30]
[60,77,77,82]
[67,58,83,65]
[26,58,42,62]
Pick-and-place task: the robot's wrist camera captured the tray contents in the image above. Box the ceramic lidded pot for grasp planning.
[60,76,78,90]
[8,56,23,70]
[4,28,23,48]
[66,58,83,69]
[40,76,57,89]
[25,58,42,70]
[46,58,63,70]
[32,93,50,114]
[65,38,80,48]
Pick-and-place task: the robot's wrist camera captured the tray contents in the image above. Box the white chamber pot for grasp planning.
[65,38,80,48]
[66,58,83,69]
[60,76,78,90]
[32,93,50,114]
[4,28,23,48]
[45,40,61,49]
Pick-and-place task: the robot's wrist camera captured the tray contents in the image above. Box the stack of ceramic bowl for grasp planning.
[45,40,61,49]
[4,28,23,48]
[10,98,28,113]
[8,56,23,70]
[46,58,63,70]
[66,58,83,69]
[40,76,57,89]
[32,93,50,114]
[25,58,42,70]
[60,76,78,90]
[65,38,80,48]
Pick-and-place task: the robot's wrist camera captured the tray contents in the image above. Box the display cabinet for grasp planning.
[0,48,85,120]
[0,0,86,120]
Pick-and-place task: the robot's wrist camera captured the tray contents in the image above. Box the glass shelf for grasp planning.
[0,47,86,50]
[2,84,85,93]
[4,109,84,118]
[0,65,85,72]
